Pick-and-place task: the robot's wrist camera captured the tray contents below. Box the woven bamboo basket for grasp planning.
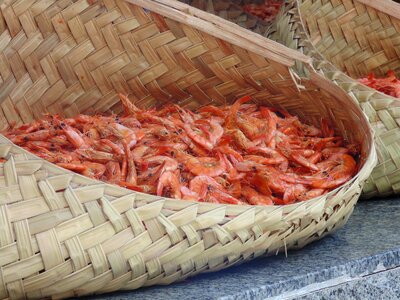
[181,0,270,34]
[0,0,376,299]
[263,0,400,198]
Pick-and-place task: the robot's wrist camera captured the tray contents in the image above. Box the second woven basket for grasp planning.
[266,0,400,198]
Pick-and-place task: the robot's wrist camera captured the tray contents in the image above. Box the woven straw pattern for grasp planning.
[300,0,400,78]
[0,0,376,299]
[182,0,269,34]
[265,0,400,198]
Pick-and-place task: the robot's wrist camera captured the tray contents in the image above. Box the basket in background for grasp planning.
[265,0,400,198]
[0,0,376,299]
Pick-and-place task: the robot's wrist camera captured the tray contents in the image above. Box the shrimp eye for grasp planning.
[207,185,212,191]
[178,129,183,133]
[60,122,66,127]
[148,173,153,178]
[252,166,257,171]
[23,136,29,142]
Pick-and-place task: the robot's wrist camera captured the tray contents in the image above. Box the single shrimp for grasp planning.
[214,145,244,161]
[225,95,252,130]
[143,155,179,174]
[119,93,142,116]
[56,163,87,173]
[25,141,57,151]
[142,125,170,140]
[283,184,307,204]
[241,185,273,205]
[75,149,116,163]
[94,139,124,156]
[180,186,200,201]
[81,162,106,179]
[123,141,137,185]
[229,129,257,151]
[189,175,224,199]
[105,161,121,183]
[310,154,357,189]
[247,146,287,164]
[157,171,182,199]
[176,151,226,177]
[189,175,241,204]
[48,135,70,147]
[198,105,226,117]
[11,130,52,144]
[298,188,326,201]
[183,122,214,151]
[60,124,88,149]
[104,123,137,148]
[195,119,224,146]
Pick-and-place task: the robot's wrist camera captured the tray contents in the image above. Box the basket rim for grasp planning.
[126,0,313,67]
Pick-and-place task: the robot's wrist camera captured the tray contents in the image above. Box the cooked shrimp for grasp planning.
[157,171,182,199]
[241,185,273,205]
[177,151,226,177]
[310,154,357,189]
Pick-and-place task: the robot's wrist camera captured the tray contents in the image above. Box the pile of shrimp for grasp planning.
[3,94,359,206]
[358,70,400,98]
[242,0,283,22]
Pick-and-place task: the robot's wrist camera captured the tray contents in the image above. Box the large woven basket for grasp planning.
[0,0,376,299]
[264,0,400,198]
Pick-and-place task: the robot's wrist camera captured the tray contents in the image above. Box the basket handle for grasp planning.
[124,0,312,67]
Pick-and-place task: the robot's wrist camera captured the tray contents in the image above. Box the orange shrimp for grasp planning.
[123,141,137,185]
[310,154,356,189]
[198,105,226,117]
[247,146,287,164]
[56,163,87,173]
[230,129,257,151]
[180,186,200,201]
[81,162,106,179]
[189,175,223,199]
[157,171,182,199]
[95,139,124,156]
[11,130,52,144]
[241,185,273,205]
[105,161,121,183]
[118,181,144,192]
[142,125,170,140]
[298,189,326,201]
[176,151,226,177]
[61,124,88,149]
[283,184,307,204]
[214,145,243,161]
[189,175,241,204]
[75,149,116,163]
[183,122,214,151]
[225,95,252,130]
[119,93,142,116]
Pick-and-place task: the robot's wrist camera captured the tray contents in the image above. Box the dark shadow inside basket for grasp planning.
[0,0,373,187]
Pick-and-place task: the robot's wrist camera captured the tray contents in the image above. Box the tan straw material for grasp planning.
[0,0,376,299]
[263,0,400,198]
[181,0,270,34]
